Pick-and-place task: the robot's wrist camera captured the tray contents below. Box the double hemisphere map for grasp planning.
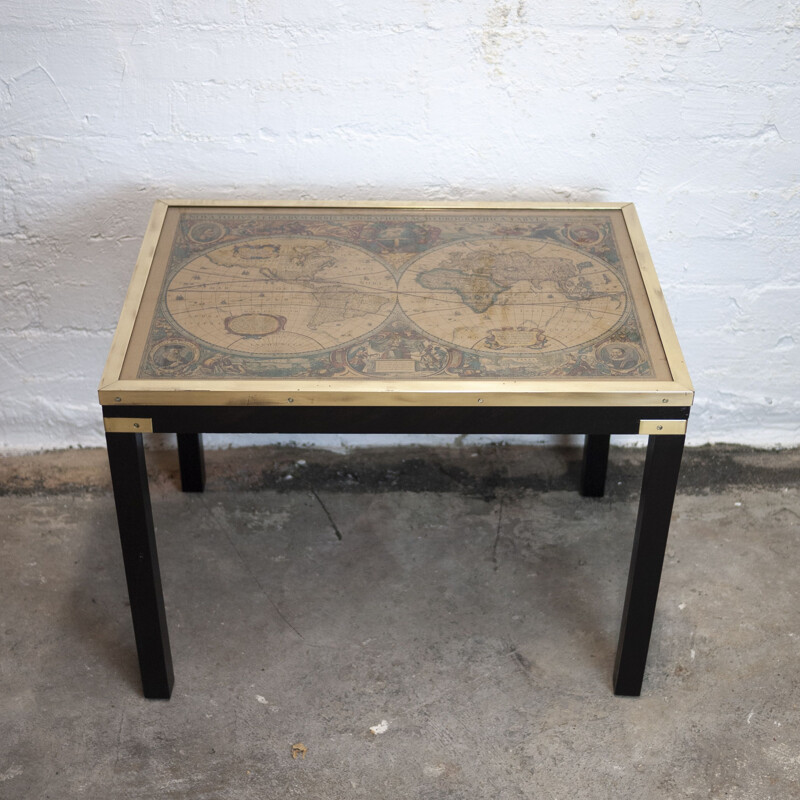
[127,209,670,381]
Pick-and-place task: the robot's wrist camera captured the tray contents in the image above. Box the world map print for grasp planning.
[134,209,667,380]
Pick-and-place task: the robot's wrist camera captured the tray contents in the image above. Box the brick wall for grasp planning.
[2,0,798,450]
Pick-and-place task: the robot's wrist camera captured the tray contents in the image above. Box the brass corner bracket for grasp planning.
[103,417,154,433]
[638,419,688,435]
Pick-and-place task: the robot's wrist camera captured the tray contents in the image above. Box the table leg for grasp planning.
[177,433,206,493]
[580,434,610,497]
[106,432,174,699]
[613,434,685,696]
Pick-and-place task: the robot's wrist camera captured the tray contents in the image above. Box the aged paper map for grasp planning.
[122,208,670,381]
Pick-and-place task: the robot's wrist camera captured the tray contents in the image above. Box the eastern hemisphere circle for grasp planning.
[397,238,629,354]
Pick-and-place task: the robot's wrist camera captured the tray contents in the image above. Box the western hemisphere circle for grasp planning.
[164,237,398,355]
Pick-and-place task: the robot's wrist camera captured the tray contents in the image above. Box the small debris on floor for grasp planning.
[291,743,307,760]
[369,720,389,735]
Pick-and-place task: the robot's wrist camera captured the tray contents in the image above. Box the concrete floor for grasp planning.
[1,443,799,799]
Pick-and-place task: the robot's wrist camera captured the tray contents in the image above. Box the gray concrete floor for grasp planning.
[1,443,799,799]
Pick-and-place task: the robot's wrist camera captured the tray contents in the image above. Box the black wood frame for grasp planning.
[104,402,688,699]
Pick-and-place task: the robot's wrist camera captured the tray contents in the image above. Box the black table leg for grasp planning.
[106,432,174,699]
[177,433,206,493]
[580,434,610,497]
[613,434,685,696]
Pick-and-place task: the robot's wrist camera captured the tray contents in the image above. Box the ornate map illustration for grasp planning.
[126,209,670,381]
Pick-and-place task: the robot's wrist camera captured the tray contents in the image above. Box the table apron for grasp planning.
[103,405,690,436]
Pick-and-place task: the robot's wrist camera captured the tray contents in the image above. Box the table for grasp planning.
[99,201,693,698]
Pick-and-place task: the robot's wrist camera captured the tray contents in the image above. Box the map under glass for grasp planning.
[121,208,671,381]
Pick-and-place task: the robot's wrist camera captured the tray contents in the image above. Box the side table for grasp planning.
[99,201,693,698]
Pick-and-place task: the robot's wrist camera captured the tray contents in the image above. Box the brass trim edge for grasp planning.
[621,204,694,393]
[638,419,687,435]
[99,200,169,391]
[99,381,695,407]
[162,199,632,210]
[104,417,154,433]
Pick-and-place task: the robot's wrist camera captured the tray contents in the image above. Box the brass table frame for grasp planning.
[100,201,693,698]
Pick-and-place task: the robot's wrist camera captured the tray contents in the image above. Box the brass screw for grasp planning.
[133,423,140,429]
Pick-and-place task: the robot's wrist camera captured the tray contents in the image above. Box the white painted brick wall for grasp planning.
[2,0,798,451]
